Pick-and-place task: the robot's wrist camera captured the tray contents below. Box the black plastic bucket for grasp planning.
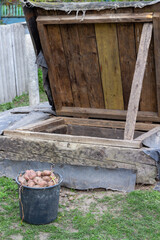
[16,171,63,225]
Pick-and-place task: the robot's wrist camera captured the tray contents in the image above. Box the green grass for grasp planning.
[0,177,160,240]
[0,68,48,112]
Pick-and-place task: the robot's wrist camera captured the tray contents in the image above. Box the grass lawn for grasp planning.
[0,69,48,112]
[0,177,160,240]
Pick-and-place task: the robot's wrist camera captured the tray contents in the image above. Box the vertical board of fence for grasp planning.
[1,4,24,17]
[0,23,37,104]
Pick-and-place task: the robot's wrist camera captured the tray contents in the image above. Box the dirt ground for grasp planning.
[59,184,155,212]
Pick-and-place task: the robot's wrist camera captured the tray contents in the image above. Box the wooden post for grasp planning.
[153,13,160,116]
[124,23,153,140]
[25,33,40,106]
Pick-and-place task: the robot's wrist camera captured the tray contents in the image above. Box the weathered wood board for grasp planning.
[0,134,157,184]
[124,23,153,140]
[116,8,136,110]
[95,23,124,110]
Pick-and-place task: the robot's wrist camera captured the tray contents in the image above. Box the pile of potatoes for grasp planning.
[18,170,59,188]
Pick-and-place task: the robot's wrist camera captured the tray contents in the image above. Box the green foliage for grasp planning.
[0,177,160,240]
[0,93,29,112]
[38,68,45,93]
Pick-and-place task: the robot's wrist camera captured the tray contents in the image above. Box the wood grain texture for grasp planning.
[116,8,136,110]
[95,23,124,110]
[60,24,90,107]
[4,130,142,149]
[19,118,65,132]
[47,24,74,107]
[19,116,159,133]
[124,23,153,140]
[63,117,159,132]
[77,24,105,108]
[36,12,153,24]
[37,23,62,110]
[134,7,157,112]
[153,13,160,116]
[67,125,143,139]
[60,23,104,108]
[0,135,157,184]
[135,23,157,112]
[57,107,160,122]
[0,24,29,104]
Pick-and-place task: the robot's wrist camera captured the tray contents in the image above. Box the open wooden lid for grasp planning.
[27,5,160,140]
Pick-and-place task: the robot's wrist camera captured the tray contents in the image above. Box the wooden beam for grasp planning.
[63,117,159,132]
[3,130,142,149]
[36,13,153,25]
[134,126,160,141]
[124,23,153,140]
[57,107,160,122]
[0,135,156,184]
[153,13,160,116]
[18,116,159,133]
[19,117,65,131]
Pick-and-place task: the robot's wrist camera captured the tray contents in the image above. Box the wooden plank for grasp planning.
[60,24,90,107]
[36,13,153,24]
[37,23,74,109]
[134,126,160,141]
[47,24,74,107]
[37,23,62,110]
[63,117,159,132]
[95,23,124,110]
[153,13,160,116]
[19,118,65,132]
[124,23,153,140]
[4,130,142,149]
[0,135,156,184]
[57,107,160,122]
[135,23,157,112]
[116,8,137,110]
[6,25,18,101]
[77,24,105,108]
[45,124,67,134]
[0,26,13,103]
[67,125,143,139]
[19,116,159,133]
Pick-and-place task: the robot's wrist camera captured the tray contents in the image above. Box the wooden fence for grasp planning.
[0,23,38,104]
[1,4,24,17]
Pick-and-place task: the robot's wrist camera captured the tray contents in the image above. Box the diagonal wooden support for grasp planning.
[124,23,153,140]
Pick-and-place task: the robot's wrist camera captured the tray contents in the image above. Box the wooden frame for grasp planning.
[3,116,160,149]
[2,115,159,184]
[0,126,157,184]
[17,116,160,132]
[36,12,159,141]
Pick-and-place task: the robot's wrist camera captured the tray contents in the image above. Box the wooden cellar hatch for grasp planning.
[3,1,160,185]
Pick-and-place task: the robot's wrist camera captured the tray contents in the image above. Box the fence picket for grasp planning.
[0,23,38,104]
